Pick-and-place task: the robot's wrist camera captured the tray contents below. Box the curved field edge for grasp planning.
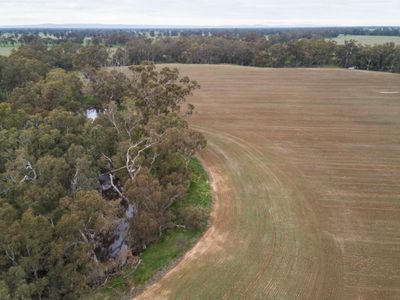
[134,65,400,300]
[135,127,343,300]
[83,158,212,300]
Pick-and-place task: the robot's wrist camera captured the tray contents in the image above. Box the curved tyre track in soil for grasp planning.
[137,128,340,300]
[135,65,400,300]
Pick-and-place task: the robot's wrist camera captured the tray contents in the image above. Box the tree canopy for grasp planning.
[0,43,206,299]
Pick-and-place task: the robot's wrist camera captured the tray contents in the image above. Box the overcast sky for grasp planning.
[0,0,399,27]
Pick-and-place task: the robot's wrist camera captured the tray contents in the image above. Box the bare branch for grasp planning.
[125,134,164,179]
[71,165,79,193]
[101,153,113,168]
[19,161,37,184]
[149,152,160,172]
[109,173,128,202]
[5,247,17,266]
[103,103,121,136]
[80,230,99,264]
[125,138,149,179]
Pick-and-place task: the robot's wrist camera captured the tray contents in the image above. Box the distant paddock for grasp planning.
[329,34,400,45]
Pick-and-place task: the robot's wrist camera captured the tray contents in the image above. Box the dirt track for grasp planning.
[136,65,400,299]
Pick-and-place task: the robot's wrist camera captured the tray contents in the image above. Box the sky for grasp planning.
[0,0,399,27]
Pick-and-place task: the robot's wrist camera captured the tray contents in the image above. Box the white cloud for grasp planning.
[0,0,399,26]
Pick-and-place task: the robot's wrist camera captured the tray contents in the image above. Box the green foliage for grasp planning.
[0,45,206,299]
[9,68,84,113]
[131,228,202,285]
[0,55,48,93]
[183,159,212,209]
[73,44,109,72]
[1,30,400,75]
[127,63,200,118]
[86,69,130,110]
[110,35,400,73]
[88,158,211,299]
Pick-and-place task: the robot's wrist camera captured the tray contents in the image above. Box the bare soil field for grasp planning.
[135,65,400,299]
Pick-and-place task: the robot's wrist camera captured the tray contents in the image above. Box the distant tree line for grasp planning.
[106,35,400,73]
[2,26,400,41]
[1,28,400,73]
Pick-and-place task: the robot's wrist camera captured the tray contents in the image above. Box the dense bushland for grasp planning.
[0,44,206,299]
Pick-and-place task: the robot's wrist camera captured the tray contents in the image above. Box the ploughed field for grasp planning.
[136,65,400,299]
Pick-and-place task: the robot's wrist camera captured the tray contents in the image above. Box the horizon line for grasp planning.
[1,24,400,29]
